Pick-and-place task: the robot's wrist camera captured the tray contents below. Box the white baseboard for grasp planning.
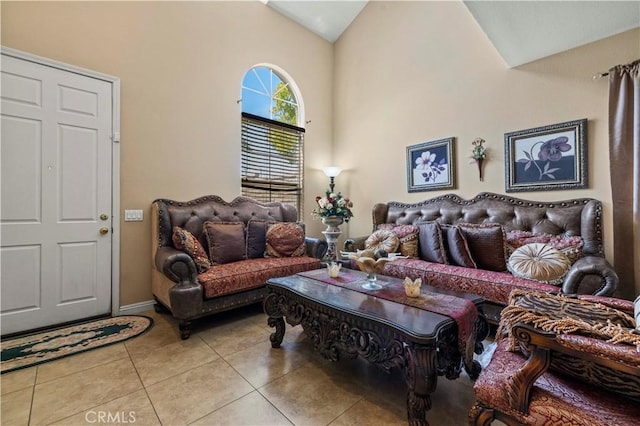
[118,300,156,315]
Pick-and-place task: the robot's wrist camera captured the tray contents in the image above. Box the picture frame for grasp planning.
[504,119,587,192]
[406,137,456,192]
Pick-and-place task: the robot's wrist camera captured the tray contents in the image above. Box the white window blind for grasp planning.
[241,112,305,217]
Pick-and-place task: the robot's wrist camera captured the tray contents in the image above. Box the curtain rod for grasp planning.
[592,71,609,80]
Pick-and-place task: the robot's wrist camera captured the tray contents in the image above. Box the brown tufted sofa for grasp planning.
[151,195,327,339]
[345,192,619,324]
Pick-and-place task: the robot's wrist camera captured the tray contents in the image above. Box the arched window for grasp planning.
[240,66,305,216]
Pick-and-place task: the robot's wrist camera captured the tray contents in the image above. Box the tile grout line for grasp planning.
[123,340,164,425]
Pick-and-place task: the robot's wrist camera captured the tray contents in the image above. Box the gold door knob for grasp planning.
[100,213,109,221]
[99,227,109,235]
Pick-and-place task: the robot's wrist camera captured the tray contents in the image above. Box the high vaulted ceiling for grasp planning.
[264,0,640,68]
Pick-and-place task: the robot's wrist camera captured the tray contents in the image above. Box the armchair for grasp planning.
[469,291,640,425]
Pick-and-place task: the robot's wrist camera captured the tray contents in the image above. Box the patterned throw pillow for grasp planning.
[203,221,247,264]
[506,231,584,264]
[440,224,477,268]
[365,230,400,254]
[458,223,507,272]
[377,224,419,257]
[417,221,448,264]
[265,223,306,258]
[507,243,570,285]
[172,226,212,273]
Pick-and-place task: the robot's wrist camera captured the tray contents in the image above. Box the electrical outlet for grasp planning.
[124,209,143,221]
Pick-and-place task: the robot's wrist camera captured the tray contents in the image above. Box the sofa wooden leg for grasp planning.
[153,297,170,313]
[468,402,495,426]
[179,320,191,340]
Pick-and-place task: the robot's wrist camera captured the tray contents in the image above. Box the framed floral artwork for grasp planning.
[504,119,587,192]
[406,137,456,192]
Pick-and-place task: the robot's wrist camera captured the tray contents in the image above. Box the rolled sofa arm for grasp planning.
[344,236,368,252]
[155,246,198,284]
[154,246,203,319]
[306,237,328,259]
[562,256,619,297]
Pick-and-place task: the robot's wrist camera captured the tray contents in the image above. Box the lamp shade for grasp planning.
[323,166,342,178]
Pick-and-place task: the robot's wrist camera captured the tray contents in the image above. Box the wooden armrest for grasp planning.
[506,324,554,413]
[507,323,640,414]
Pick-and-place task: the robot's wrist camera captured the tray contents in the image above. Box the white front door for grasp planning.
[1,53,114,335]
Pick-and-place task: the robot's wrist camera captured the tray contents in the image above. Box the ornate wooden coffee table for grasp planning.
[264,269,488,426]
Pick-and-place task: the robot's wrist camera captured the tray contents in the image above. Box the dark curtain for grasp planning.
[609,59,640,300]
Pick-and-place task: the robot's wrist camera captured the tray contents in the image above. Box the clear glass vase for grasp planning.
[362,272,382,290]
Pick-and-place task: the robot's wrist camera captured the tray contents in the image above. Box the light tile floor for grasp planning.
[1,304,491,425]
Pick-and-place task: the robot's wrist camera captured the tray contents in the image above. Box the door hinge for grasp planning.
[111,132,121,143]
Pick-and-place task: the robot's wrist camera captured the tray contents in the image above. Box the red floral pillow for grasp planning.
[506,231,584,264]
[172,226,211,273]
[265,223,306,258]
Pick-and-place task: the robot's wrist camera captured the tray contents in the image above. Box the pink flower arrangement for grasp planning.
[312,190,354,222]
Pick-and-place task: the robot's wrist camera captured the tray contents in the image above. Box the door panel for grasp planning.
[59,124,98,221]
[1,53,113,335]
[0,246,41,312]
[0,115,41,223]
[59,242,97,303]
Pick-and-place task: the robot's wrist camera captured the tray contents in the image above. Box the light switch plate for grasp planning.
[124,209,143,221]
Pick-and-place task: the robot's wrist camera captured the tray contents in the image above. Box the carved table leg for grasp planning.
[263,291,286,348]
[268,316,285,348]
[404,345,437,426]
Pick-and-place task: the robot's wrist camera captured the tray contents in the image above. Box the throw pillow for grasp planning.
[203,221,247,265]
[548,234,584,264]
[440,224,477,268]
[506,231,584,264]
[507,243,571,285]
[417,221,448,264]
[172,226,212,273]
[458,223,507,272]
[265,222,306,258]
[245,218,275,259]
[377,224,420,257]
[365,229,400,254]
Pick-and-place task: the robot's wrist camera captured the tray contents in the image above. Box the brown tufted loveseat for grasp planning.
[151,195,327,339]
[345,192,619,323]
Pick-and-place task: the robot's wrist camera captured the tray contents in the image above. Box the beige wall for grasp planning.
[3,1,639,306]
[1,1,334,306]
[334,1,640,282]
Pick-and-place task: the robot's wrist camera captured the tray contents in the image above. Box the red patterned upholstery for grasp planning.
[384,258,558,306]
[472,340,640,425]
[199,256,321,299]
